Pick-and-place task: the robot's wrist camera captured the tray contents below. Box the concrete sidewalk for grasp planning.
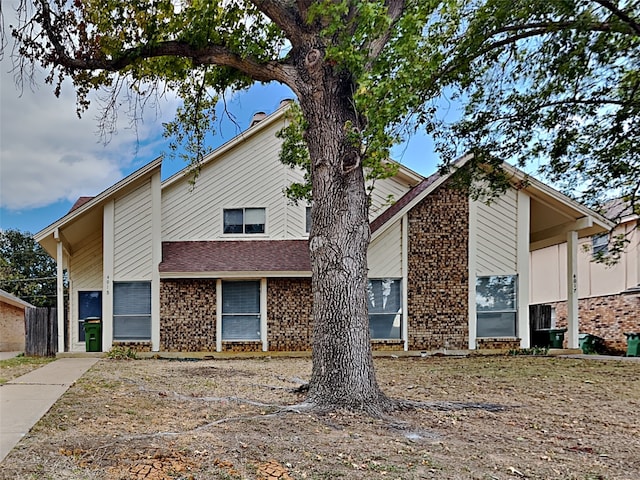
[0,357,99,463]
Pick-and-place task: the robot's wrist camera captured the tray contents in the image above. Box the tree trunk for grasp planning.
[295,60,392,415]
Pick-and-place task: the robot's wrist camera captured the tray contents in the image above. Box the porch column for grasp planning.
[55,232,65,353]
[566,230,579,348]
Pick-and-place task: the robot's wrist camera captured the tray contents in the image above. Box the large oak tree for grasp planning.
[3,0,638,414]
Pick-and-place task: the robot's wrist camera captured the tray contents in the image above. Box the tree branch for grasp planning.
[490,19,639,37]
[36,0,298,88]
[248,0,307,44]
[364,0,405,71]
[593,0,640,36]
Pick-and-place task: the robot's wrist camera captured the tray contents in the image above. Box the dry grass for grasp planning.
[1,355,639,479]
[0,355,56,385]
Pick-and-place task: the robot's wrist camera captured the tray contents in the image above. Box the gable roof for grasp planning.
[35,157,162,257]
[160,240,311,277]
[0,288,35,310]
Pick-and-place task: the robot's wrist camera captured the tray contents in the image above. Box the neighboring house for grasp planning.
[0,288,34,351]
[35,102,613,354]
[530,201,640,352]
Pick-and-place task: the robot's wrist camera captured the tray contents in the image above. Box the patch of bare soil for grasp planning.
[1,355,639,479]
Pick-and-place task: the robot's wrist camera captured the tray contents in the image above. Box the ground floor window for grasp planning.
[222,280,261,340]
[78,291,101,342]
[367,278,402,339]
[113,281,151,340]
[476,275,517,337]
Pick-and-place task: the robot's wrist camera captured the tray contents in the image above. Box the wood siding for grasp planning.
[475,188,518,275]
[368,219,402,278]
[69,230,103,290]
[114,181,153,279]
[162,124,292,240]
[368,175,414,221]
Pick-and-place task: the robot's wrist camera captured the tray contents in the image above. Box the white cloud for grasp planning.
[0,55,179,211]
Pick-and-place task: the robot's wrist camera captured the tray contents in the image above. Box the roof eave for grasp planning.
[34,157,163,243]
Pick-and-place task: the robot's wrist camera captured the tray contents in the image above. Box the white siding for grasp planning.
[475,188,518,274]
[162,122,294,240]
[368,175,414,221]
[69,230,103,290]
[368,220,402,278]
[68,230,103,351]
[114,181,153,279]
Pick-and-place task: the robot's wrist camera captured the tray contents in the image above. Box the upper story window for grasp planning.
[305,206,312,234]
[591,233,608,257]
[223,208,265,234]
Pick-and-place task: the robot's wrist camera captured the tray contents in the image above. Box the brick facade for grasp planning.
[0,302,26,351]
[550,293,640,353]
[267,278,312,351]
[156,184,473,354]
[160,279,217,352]
[406,184,469,350]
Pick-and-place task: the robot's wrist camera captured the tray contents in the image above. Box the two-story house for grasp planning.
[35,101,613,354]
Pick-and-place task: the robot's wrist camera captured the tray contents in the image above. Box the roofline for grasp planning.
[160,271,312,279]
[0,288,35,309]
[34,157,163,242]
[371,154,472,240]
[500,163,615,231]
[161,102,291,190]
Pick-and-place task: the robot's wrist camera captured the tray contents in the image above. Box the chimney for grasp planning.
[249,111,267,127]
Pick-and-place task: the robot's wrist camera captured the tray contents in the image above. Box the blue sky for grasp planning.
[0,77,439,236]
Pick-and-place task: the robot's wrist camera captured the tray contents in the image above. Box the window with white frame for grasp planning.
[223,208,265,234]
[113,282,151,340]
[591,233,608,257]
[222,280,261,340]
[367,278,402,339]
[78,291,101,342]
[476,275,517,337]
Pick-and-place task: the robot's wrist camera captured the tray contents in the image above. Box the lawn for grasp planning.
[1,355,638,479]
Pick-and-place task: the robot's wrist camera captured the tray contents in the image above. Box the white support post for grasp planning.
[151,172,161,352]
[517,192,530,348]
[401,214,409,351]
[566,230,579,348]
[55,232,65,353]
[216,279,222,352]
[261,278,268,352]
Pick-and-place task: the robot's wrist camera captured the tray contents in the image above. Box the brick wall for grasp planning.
[112,341,152,353]
[0,302,26,351]
[160,279,217,352]
[267,278,312,351]
[551,293,640,353]
[407,183,469,350]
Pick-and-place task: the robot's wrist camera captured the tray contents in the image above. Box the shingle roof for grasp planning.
[160,240,311,273]
[370,171,442,233]
[68,196,95,213]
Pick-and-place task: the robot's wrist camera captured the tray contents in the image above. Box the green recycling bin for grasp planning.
[84,318,102,352]
[579,333,603,354]
[549,328,567,348]
[624,333,640,357]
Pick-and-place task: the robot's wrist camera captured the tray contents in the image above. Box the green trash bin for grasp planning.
[624,333,640,357]
[549,328,567,348]
[579,333,603,354]
[84,318,102,352]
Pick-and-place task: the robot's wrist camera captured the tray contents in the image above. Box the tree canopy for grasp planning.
[3,0,638,413]
[0,229,58,307]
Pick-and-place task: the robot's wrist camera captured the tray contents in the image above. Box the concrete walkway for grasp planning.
[0,357,99,463]
[0,352,22,361]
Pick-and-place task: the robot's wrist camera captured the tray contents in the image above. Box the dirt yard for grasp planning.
[1,355,638,480]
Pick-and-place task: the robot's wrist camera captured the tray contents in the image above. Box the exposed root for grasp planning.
[393,398,510,412]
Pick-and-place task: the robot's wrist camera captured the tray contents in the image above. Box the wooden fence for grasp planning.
[25,307,58,357]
